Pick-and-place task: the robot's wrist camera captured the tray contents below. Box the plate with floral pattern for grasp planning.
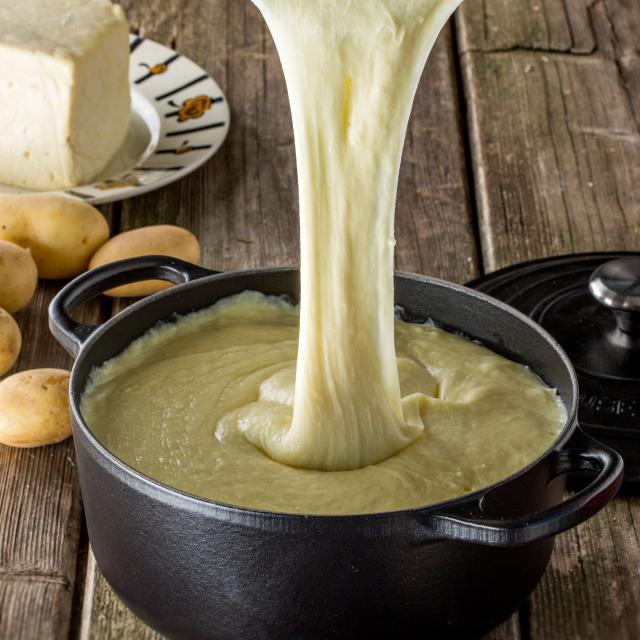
[0,35,230,205]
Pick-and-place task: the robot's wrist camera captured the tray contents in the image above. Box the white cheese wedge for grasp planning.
[0,0,131,190]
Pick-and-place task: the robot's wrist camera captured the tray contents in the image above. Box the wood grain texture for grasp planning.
[528,497,640,640]
[591,0,640,125]
[458,0,640,271]
[0,578,72,640]
[0,276,108,639]
[458,0,596,54]
[396,25,479,282]
[457,0,640,639]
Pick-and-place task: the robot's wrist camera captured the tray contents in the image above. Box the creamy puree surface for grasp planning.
[81,292,566,515]
[81,0,567,514]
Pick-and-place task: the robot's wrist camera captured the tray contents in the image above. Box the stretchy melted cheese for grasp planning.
[81,293,566,515]
[81,0,567,514]
[240,0,470,471]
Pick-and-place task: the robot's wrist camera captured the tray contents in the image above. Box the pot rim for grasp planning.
[66,266,579,523]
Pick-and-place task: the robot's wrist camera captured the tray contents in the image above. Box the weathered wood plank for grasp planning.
[0,578,72,640]
[458,0,640,638]
[0,280,106,636]
[457,0,596,54]
[458,0,640,272]
[590,0,640,126]
[0,440,79,577]
[396,26,479,282]
[459,50,640,270]
[528,496,640,640]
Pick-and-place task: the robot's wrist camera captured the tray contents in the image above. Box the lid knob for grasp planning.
[589,256,640,338]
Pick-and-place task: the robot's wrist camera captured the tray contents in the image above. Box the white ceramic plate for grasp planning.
[0,35,230,205]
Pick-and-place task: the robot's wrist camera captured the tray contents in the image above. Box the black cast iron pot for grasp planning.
[49,256,623,640]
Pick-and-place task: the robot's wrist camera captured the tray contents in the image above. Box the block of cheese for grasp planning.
[0,0,131,190]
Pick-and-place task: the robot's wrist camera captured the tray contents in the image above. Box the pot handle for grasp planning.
[49,255,218,357]
[425,428,623,547]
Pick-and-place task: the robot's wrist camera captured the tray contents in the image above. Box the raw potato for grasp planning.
[0,308,21,376]
[0,240,38,313]
[0,369,71,448]
[0,194,110,279]
[89,225,201,298]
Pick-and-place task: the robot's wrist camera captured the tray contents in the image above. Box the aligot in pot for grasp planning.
[49,255,622,639]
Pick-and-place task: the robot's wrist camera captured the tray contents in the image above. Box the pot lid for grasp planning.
[468,253,640,441]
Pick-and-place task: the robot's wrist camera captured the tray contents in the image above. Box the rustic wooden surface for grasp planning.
[0,0,638,638]
[457,0,640,271]
[457,2,640,639]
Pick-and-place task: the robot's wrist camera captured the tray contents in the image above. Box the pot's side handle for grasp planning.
[49,256,218,357]
[424,428,623,547]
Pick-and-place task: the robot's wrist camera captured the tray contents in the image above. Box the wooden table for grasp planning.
[1,0,639,638]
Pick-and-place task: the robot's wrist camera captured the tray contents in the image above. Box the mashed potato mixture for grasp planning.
[81,293,566,515]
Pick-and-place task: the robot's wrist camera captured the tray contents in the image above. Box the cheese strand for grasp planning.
[241,0,463,470]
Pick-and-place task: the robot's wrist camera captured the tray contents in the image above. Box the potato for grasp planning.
[89,225,201,298]
[0,194,110,279]
[0,240,38,313]
[0,369,71,448]
[0,308,21,376]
